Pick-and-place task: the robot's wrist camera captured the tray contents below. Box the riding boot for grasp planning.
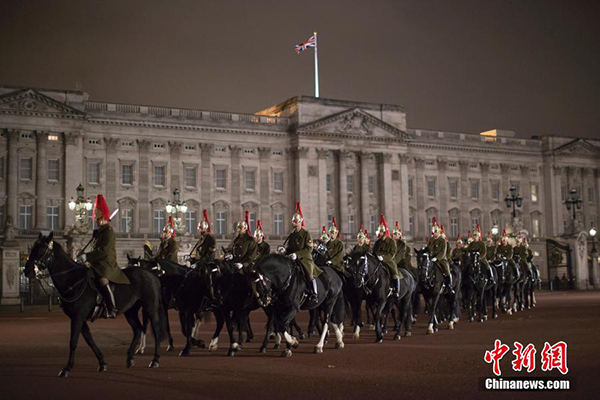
[99,285,118,319]
[309,279,318,303]
[444,274,455,294]
[393,278,401,298]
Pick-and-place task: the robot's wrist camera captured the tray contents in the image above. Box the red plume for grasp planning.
[441,224,445,234]
[245,210,252,237]
[477,224,482,239]
[379,214,390,238]
[457,234,462,240]
[168,215,176,238]
[359,224,364,232]
[432,217,438,227]
[426,237,430,244]
[502,229,507,237]
[332,216,340,238]
[365,229,370,239]
[295,202,305,227]
[203,209,211,233]
[93,194,110,221]
[322,225,327,234]
[257,220,264,232]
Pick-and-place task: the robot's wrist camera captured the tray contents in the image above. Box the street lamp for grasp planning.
[68,183,93,226]
[504,186,523,219]
[165,188,188,234]
[565,188,583,221]
[590,226,597,254]
[491,225,499,242]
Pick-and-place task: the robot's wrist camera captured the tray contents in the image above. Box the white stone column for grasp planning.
[568,231,589,290]
[480,161,491,230]
[230,145,242,225]
[258,147,272,233]
[63,132,83,229]
[169,141,182,192]
[317,149,329,230]
[6,129,20,226]
[137,139,151,233]
[200,143,213,217]
[437,158,448,226]
[399,153,410,235]
[35,131,48,230]
[338,150,349,236]
[459,160,470,235]
[380,153,394,223]
[104,137,119,211]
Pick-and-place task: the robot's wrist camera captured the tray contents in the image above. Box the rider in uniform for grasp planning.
[156,216,179,263]
[392,222,411,270]
[78,194,129,319]
[466,225,495,283]
[486,232,497,263]
[224,211,258,273]
[524,238,539,280]
[254,220,270,262]
[513,234,531,275]
[350,225,370,258]
[496,229,519,279]
[326,217,347,277]
[441,225,452,261]
[427,217,452,288]
[279,202,322,302]
[191,210,216,264]
[373,215,401,298]
[450,234,464,265]
[319,225,330,246]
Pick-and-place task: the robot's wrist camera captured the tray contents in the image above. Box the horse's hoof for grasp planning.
[98,364,107,372]
[299,333,306,340]
[127,359,135,369]
[394,334,401,341]
[191,338,206,348]
[58,369,70,378]
[375,338,383,343]
[314,346,323,353]
[426,328,434,335]
[166,345,173,352]
[335,341,345,349]
[208,344,218,352]
[273,343,280,350]
[245,337,253,343]
[353,333,360,339]
[369,325,375,331]
[507,310,513,315]
[227,350,236,357]
[179,349,190,357]
[404,331,412,337]
[448,321,455,330]
[259,347,267,354]
[493,314,498,319]
[148,361,159,368]
[484,315,488,321]
[292,339,300,349]
[281,349,292,357]
[453,317,460,324]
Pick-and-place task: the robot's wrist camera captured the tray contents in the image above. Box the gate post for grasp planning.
[1,240,21,305]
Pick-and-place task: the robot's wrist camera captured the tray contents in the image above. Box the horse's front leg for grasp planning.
[163,301,174,351]
[59,317,84,377]
[280,307,300,357]
[427,290,442,334]
[260,307,274,353]
[208,310,225,352]
[224,310,240,357]
[315,312,331,353]
[80,322,106,372]
[374,302,385,342]
[178,310,194,357]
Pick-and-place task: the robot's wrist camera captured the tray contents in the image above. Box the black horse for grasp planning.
[414,247,461,334]
[347,253,416,341]
[523,261,540,310]
[512,254,529,312]
[127,256,210,356]
[462,250,498,322]
[253,254,345,357]
[24,233,165,377]
[491,255,518,315]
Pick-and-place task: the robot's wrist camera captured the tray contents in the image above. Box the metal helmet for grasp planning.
[198,209,210,232]
[254,220,265,238]
[357,231,366,240]
[431,217,441,235]
[392,221,402,236]
[320,226,329,242]
[292,202,305,226]
[329,216,339,237]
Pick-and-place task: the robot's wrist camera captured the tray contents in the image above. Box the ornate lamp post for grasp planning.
[590,226,597,253]
[491,225,499,242]
[68,183,93,231]
[565,188,583,221]
[504,186,523,220]
[165,188,188,234]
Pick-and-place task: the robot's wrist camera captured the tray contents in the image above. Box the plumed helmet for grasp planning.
[292,202,305,227]
[365,229,371,244]
[329,217,340,237]
[163,216,175,237]
[440,224,447,240]
[473,225,482,240]
[431,217,441,234]
[376,215,390,237]
[456,234,463,246]
[93,194,111,221]
[320,225,329,241]
[198,209,210,232]
[392,221,402,236]
[254,220,264,238]
[516,234,524,245]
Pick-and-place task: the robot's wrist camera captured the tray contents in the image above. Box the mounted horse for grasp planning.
[347,252,416,341]
[512,253,529,312]
[24,233,165,377]
[462,249,498,322]
[523,260,540,309]
[253,254,345,357]
[414,247,461,333]
[490,255,517,315]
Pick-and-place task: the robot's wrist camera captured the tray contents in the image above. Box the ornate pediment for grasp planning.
[0,88,84,118]
[553,139,600,158]
[296,108,410,142]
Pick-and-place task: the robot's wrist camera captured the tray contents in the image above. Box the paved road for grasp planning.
[0,291,598,399]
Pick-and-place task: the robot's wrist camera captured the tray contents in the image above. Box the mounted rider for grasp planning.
[373,214,401,298]
[254,220,270,262]
[466,225,495,283]
[77,194,129,319]
[319,225,330,246]
[224,211,258,273]
[278,202,322,303]
[427,217,452,288]
[190,209,216,265]
[496,229,519,278]
[513,234,532,274]
[326,217,347,277]
[156,216,179,263]
[485,231,497,263]
[350,225,370,258]
[441,225,452,261]
[392,221,412,270]
[450,234,464,265]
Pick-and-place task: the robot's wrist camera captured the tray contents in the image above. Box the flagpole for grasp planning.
[314,31,319,98]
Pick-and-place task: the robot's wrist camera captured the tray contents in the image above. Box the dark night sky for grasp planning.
[1,0,599,139]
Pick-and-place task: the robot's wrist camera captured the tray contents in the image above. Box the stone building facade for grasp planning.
[1,84,599,287]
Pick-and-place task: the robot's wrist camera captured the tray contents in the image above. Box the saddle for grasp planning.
[89,281,117,322]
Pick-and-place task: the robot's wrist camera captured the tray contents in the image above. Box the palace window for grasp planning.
[154,210,165,233]
[368,176,375,194]
[216,168,227,190]
[491,182,500,201]
[408,178,414,197]
[48,159,60,182]
[408,216,414,236]
[122,164,134,185]
[216,212,227,235]
[531,184,538,203]
[347,175,354,193]
[450,217,459,238]
[449,179,458,200]
[370,215,376,236]
[153,165,166,187]
[274,213,284,235]
[532,218,540,238]
[273,171,283,192]
[245,170,256,191]
[20,157,33,181]
[46,206,59,231]
[427,178,436,198]
[326,174,332,193]
[588,187,595,204]
[121,209,133,233]
[348,213,355,234]
[561,185,567,202]
[185,167,197,188]
[88,162,100,185]
[185,210,197,234]
[0,156,4,180]
[48,134,59,141]
[248,212,256,233]
[471,181,480,200]
[19,205,33,229]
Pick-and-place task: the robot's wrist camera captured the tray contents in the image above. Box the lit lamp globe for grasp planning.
[166,203,173,214]
[68,197,76,211]
[590,227,597,238]
[85,198,93,211]
[491,226,499,236]
[180,203,188,213]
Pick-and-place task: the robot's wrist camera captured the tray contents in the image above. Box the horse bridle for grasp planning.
[254,261,295,307]
[354,255,380,294]
[418,252,435,288]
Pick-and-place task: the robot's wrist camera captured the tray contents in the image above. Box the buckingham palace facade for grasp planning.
[1,84,599,286]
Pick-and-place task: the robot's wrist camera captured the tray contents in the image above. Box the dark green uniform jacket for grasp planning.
[467,240,490,269]
[193,233,216,264]
[87,223,130,284]
[256,241,271,262]
[157,237,179,263]
[451,247,464,263]
[486,245,497,262]
[285,228,322,280]
[427,236,451,276]
[373,236,401,279]
[497,243,516,270]
[513,245,532,271]
[227,233,258,270]
[350,243,370,258]
[394,239,412,269]
[326,238,347,276]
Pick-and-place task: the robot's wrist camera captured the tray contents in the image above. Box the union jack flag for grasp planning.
[295,35,316,53]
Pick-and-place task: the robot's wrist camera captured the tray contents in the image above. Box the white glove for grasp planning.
[377,255,383,261]
[431,257,437,262]
[185,261,191,268]
[277,246,286,255]
[326,260,332,265]
[224,253,233,261]
[234,263,243,270]
[288,253,297,261]
[78,253,87,263]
